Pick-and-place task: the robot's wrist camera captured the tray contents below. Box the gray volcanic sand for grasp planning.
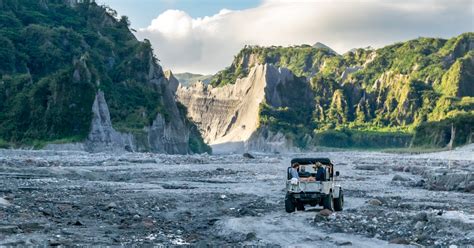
[0,147,473,247]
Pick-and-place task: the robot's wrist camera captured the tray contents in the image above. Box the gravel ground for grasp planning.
[0,149,472,247]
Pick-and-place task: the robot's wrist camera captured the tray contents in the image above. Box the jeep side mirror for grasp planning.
[335,171,340,177]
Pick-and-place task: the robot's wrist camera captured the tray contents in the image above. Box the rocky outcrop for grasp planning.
[177,64,311,153]
[84,91,135,153]
[149,71,190,154]
[245,127,300,153]
[42,63,193,154]
[424,170,473,192]
[83,72,190,154]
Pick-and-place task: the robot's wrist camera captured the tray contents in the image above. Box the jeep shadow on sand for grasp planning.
[285,158,343,213]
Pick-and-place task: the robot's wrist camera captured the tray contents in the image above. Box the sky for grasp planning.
[98,0,474,74]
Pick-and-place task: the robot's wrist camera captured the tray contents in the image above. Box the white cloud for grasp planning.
[145,10,192,37]
[137,0,473,74]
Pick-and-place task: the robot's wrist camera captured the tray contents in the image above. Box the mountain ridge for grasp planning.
[179,33,474,151]
[174,72,212,86]
[312,42,338,55]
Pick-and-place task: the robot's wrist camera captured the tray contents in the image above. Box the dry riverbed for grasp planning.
[0,146,473,247]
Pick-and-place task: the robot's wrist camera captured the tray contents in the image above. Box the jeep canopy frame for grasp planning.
[290,158,332,165]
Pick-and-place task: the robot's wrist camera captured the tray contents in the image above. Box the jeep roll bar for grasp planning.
[289,158,334,179]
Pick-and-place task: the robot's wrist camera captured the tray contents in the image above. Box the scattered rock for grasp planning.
[314,214,328,222]
[3,194,14,201]
[243,153,255,159]
[0,197,12,206]
[0,225,20,234]
[40,208,54,217]
[207,218,219,226]
[389,237,410,245]
[142,219,155,228]
[18,223,44,232]
[245,232,257,241]
[392,166,405,172]
[73,220,83,226]
[465,182,474,193]
[314,209,333,222]
[414,221,424,230]
[48,239,66,246]
[354,165,377,171]
[118,158,156,164]
[392,174,410,181]
[162,184,197,190]
[414,212,428,222]
[106,202,117,209]
[124,145,133,152]
[319,209,333,216]
[424,171,473,192]
[0,148,472,246]
[336,241,352,246]
[367,199,383,206]
[413,179,425,187]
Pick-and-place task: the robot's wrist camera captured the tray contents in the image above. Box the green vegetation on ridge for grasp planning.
[213,33,474,148]
[0,0,163,145]
[0,0,210,153]
[210,44,336,87]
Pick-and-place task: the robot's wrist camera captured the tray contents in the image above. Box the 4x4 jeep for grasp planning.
[285,158,343,213]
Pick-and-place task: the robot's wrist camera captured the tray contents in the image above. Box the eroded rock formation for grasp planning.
[84,71,190,154]
[178,64,312,153]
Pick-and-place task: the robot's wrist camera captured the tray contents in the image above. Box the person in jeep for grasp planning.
[314,162,326,181]
[289,163,315,182]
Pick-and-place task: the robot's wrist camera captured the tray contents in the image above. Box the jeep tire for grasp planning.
[334,190,344,211]
[285,193,296,213]
[296,201,305,211]
[322,194,334,211]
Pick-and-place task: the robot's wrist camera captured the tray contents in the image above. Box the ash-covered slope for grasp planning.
[177,64,313,153]
[0,0,209,154]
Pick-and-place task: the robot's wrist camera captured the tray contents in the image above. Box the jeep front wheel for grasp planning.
[285,194,296,213]
[322,194,334,211]
[334,190,344,211]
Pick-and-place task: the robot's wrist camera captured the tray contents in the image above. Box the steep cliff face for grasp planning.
[0,0,209,153]
[178,64,311,153]
[148,71,190,154]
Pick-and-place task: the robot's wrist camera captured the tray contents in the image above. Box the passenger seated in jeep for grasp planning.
[314,162,326,181]
[289,163,315,182]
